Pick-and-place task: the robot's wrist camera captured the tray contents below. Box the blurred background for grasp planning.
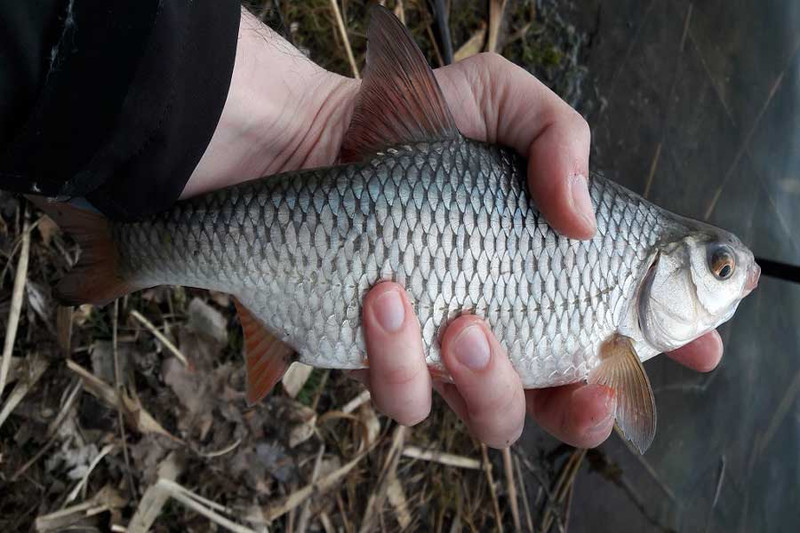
[1,1,797,531]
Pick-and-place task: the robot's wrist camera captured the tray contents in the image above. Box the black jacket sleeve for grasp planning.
[0,1,241,220]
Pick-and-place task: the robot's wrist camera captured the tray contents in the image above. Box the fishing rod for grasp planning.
[755,257,800,284]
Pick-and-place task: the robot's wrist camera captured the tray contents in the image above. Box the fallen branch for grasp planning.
[0,215,31,397]
[129,309,189,366]
[0,353,49,430]
[402,445,481,470]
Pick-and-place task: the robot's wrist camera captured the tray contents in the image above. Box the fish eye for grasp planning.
[708,244,735,280]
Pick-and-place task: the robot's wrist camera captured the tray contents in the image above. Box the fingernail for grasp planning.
[569,174,596,233]
[452,325,491,370]
[374,290,405,333]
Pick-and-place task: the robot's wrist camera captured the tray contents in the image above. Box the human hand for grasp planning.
[184,10,723,449]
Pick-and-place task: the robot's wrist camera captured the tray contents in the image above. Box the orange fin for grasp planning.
[588,334,657,454]
[338,5,459,163]
[27,197,138,306]
[234,299,295,405]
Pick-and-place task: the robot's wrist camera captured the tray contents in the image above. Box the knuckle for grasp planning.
[378,362,423,388]
[569,111,591,145]
[469,385,526,446]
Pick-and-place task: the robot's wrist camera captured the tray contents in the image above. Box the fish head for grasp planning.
[638,226,759,352]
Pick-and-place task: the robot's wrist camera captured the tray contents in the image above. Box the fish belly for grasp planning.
[117,139,665,388]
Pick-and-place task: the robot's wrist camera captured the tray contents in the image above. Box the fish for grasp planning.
[31,6,759,453]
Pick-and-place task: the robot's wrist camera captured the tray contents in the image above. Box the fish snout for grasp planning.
[744,262,760,295]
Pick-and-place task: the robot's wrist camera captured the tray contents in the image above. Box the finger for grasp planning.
[435,53,595,239]
[667,330,723,372]
[362,282,431,426]
[439,316,526,448]
[526,383,616,448]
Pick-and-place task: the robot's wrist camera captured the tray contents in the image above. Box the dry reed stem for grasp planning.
[113,300,137,502]
[0,353,49,430]
[329,0,360,79]
[359,424,407,532]
[502,448,521,532]
[265,447,372,522]
[487,0,508,54]
[481,444,504,532]
[297,444,325,533]
[514,456,535,533]
[66,359,177,439]
[402,445,481,470]
[129,309,189,366]
[12,378,83,480]
[0,215,31,398]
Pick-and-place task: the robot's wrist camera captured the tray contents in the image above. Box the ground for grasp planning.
[0,1,601,531]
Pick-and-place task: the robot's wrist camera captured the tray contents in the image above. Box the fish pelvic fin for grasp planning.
[27,197,138,306]
[337,5,460,164]
[588,333,657,454]
[234,298,295,405]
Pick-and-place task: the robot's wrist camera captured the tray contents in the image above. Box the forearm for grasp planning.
[184,9,359,198]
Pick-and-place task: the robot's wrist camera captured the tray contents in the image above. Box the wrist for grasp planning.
[184,8,358,198]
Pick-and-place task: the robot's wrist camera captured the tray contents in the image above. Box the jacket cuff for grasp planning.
[0,0,241,220]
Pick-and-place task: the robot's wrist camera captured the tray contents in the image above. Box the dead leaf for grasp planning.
[281,362,314,398]
[288,403,317,448]
[454,22,487,62]
[36,215,59,246]
[187,297,227,345]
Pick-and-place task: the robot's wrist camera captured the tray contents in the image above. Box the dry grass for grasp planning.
[0,1,594,530]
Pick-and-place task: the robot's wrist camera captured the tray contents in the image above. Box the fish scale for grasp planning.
[114,138,671,387]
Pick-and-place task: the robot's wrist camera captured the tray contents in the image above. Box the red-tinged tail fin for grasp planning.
[234,298,296,405]
[27,197,137,306]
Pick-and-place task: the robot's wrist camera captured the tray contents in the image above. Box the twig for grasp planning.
[0,214,31,398]
[487,0,508,54]
[360,425,407,532]
[341,389,371,414]
[297,444,325,533]
[66,443,117,503]
[502,448,521,532]
[540,448,586,532]
[402,446,481,470]
[129,309,189,366]
[66,358,178,439]
[328,0,360,79]
[12,378,82,480]
[161,479,258,533]
[36,485,126,532]
[265,447,373,522]
[514,456,535,533]
[481,444,504,532]
[128,452,183,532]
[56,306,74,356]
[113,300,137,502]
[0,353,49,430]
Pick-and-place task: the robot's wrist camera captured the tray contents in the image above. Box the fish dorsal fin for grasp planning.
[588,334,657,454]
[338,5,459,163]
[234,298,295,405]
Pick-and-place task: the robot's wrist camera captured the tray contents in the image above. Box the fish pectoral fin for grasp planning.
[337,5,460,164]
[588,334,657,454]
[234,298,295,406]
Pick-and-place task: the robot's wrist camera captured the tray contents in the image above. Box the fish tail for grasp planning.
[28,197,139,306]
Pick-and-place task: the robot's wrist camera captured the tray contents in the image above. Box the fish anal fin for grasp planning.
[27,196,140,306]
[338,5,459,163]
[588,334,657,454]
[234,298,295,405]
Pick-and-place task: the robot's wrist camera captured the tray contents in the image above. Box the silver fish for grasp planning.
[34,6,759,452]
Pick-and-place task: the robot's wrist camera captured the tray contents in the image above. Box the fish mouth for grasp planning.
[743,262,760,295]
